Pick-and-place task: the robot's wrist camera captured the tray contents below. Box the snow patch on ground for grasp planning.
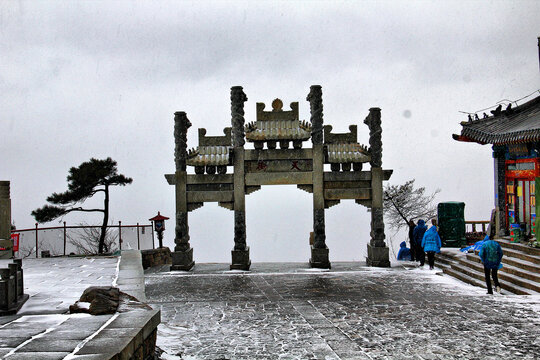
[223,269,250,274]
[299,268,331,272]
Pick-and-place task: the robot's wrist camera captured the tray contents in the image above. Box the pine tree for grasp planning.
[32,157,132,254]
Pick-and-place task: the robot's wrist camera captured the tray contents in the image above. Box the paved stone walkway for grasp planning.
[14,257,118,315]
[145,262,540,360]
[0,253,153,359]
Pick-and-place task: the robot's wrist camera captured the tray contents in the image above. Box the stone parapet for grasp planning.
[0,259,28,315]
[141,247,172,269]
[79,309,161,360]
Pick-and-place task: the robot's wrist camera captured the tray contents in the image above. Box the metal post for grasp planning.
[35,223,38,259]
[118,221,122,251]
[63,221,67,256]
[137,222,140,250]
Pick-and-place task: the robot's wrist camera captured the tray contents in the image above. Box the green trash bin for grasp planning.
[438,202,466,247]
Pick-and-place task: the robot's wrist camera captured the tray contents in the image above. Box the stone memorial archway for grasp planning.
[165,86,392,270]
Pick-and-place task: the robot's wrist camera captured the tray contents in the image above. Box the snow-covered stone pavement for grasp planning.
[0,255,159,359]
[15,257,118,315]
[145,262,540,360]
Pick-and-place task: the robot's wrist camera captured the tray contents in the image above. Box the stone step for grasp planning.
[497,238,540,257]
[450,259,540,294]
[446,262,534,295]
[466,253,540,283]
[496,247,540,265]
[434,261,452,272]
[441,267,512,295]
[501,255,540,274]
[434,253,456,267]
[442,266,489,289]
[436,244,540,295]
[460,256,540,293]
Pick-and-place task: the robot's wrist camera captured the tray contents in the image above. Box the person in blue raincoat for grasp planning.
[413,219,428,266]
[478,235,503,294]
[397,241,411,261]
[421,222,441,270]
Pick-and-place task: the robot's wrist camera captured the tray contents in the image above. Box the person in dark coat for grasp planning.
[408,220,416,261]
[478,235,503,294]
[413,219,428,266]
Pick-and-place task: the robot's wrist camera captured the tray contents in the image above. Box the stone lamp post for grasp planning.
[149,212,169,248]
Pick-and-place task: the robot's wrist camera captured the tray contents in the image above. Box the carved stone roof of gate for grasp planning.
[187,128,231,166]
[187,146,230,166]
[326,143,370,163]
[324,125,370,163]
[245,99,311,141]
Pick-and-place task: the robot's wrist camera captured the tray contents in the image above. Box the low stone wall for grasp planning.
[0,259,28,315]
[80,309,160,359]
[141,247,172,269]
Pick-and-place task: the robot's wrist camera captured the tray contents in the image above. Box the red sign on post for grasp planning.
[10,233,19,252]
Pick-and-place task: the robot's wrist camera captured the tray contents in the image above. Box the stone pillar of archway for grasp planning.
[230,86,251,270]
[364,108,390,267]
[170,112,195,271]
[308,85,330,268]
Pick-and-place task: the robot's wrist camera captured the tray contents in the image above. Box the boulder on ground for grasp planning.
[70,286,120,315]
[70,286,152,315]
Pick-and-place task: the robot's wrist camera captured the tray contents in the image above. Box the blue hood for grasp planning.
[425,226,438,236]
[400,241,407,248]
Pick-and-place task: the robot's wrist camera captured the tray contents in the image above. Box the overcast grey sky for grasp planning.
[2,1,539,262]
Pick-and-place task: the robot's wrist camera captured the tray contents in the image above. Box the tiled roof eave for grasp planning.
[461,126,540,144]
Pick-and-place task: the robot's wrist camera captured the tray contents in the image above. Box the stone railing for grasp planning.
[141,247,172,269]
[0,259,29,315]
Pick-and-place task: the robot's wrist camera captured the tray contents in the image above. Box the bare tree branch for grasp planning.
[67,223,118,255]
[383,179,440,232]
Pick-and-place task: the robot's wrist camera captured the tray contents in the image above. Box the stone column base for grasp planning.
[170,247,195,271]
[366,244,390,267]
[230,246,251,270]
[309,245,331,269]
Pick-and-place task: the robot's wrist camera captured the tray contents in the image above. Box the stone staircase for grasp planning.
[434,238,540,295]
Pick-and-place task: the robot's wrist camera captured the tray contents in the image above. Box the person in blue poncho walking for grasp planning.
[478,235,503,294]
[421,221,441,270]
[413,219,428,266]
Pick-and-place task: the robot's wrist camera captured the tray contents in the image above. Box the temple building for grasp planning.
[453,94,540,237]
